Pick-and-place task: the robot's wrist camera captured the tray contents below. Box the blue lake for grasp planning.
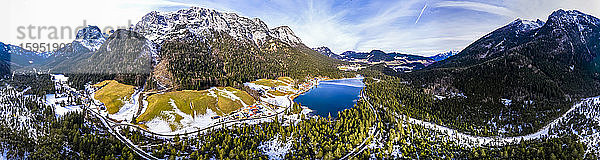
[293,78,365,118]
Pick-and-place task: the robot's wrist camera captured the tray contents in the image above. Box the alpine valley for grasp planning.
[312,46,460,72]
[1,5,599,160]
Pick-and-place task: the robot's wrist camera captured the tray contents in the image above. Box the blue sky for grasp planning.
[158,0,600,56]
[2,0,599,56]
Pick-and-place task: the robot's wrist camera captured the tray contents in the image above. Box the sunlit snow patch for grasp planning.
[45,94,82,117]
[145,99,219,134]
[259,135,292,160]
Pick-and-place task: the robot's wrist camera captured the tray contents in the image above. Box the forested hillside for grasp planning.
[0,87,139,159]
[380,10,600,136]
[419,10,600,99]
[156,31,350,90]
[71,29,155,75]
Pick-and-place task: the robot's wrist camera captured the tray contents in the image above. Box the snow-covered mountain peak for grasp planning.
[509,18,545,32]
[313,46,334,54]
[0,42,8,53]
[547,9,600,28]
[429,50,460,61]
[74,25,106,52]
[134,7,302,46]
[270,26,302,45]
[76,25,104,40]
[312,46,340,59]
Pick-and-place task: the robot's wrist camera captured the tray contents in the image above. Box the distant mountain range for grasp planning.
[0,42,48,71]
[312,46,458,72]
[0,25,113,75]
[428,50,460,61]
[312,47,341,59]
[0,25,152,76]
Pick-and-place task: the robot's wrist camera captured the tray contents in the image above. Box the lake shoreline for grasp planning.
[291,75,364,101]
[292,76,365,118]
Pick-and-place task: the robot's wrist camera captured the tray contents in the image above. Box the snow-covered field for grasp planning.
[45,74,83,117]
[144,100,219,134]
[51,74,68,83]
[106,88,143,122]
[259,135,292,160]
[244,79,297,108]
[260,95,291,108]
[45,94,82,116]
[140,87,267,134]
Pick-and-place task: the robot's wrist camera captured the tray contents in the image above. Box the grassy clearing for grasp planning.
[252,78,289,88]
[225,87,255,105]
[93,80,135,114]
[277,77,294,84]
[268,90,287,96]
[136,87,256,126]
[249,77,298,97]
[92,80,112,87]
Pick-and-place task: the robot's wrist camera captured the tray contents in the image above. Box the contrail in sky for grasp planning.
[415,3,428,24]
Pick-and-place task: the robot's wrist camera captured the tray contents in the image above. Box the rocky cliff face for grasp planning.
[74,25,106,52]
[134,7,302,46]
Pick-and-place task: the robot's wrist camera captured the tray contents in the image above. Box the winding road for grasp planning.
[84,103,160,160]
[340,90,380,160]
[389,96,600,147]
[340,87,600,159]
[358,87,600,148]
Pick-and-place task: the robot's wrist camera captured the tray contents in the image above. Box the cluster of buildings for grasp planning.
[337,65,365,71]
[297,77,327,92]
[213,103,274,121]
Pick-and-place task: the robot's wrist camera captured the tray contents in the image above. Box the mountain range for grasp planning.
[0,7,346,90]
[1,6,461,79]
[0,42,48,72]
[0,25,112,75]
[428,50,460,61]
[312,46,458,72]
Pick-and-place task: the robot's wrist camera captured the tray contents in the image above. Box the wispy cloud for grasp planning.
[433,1,515,17]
